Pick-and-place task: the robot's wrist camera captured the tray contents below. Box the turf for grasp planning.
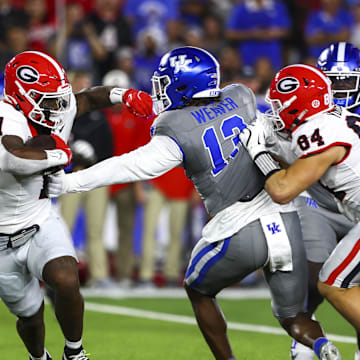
[0,296,356,359]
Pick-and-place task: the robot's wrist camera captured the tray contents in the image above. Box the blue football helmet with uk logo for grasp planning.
[317,42,360,110]
[151,46,221,114]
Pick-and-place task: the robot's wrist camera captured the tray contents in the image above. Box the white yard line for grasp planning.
[84,301,357,345]
[80,287,271,299]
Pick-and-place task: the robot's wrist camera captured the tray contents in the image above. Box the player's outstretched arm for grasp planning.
[265,146,346,204]
[75,86,153,118]
[48,135,183,198]
[0,134,71,176]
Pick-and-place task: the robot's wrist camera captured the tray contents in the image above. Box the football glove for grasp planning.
[48,170,66,198]
[239,117,281,178]
[239,117,268,160]
[71,139,96,168]
[50,134,73,167]
[110,88,153,118]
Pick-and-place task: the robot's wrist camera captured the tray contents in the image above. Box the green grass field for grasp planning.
[0,291,357,359]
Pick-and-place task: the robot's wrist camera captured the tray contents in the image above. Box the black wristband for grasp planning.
[264,168,282,181]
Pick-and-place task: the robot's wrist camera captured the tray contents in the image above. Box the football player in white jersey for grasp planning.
[240,63,360,339]
[47,46,341,360]
[287,41,360,360]
[265,122,355,360]
[0,51,153,360]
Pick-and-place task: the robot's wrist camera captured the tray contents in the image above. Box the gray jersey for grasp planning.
[152,84,265,216]
[306,182,340,214]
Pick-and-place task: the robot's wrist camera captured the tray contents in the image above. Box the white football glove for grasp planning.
[240,114,281,178]
[239,116,268,160]
[47,170,72,198]
[72,139,96,163]
[258,110,291,159]
[335,198,360,223]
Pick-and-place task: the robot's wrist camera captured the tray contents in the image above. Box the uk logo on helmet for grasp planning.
[169,55,192,74]
[16,66,39,83]
[276,77,300,93]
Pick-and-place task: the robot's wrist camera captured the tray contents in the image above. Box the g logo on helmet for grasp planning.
[16,66,39,83]
[276,77,299,93]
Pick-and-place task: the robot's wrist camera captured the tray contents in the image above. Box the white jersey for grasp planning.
[0,94,76,233]
[264,123,340,212]
[291,107,360,221]
[266,131,309,198]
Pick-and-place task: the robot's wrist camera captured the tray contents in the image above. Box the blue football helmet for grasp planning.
[151,46,221,114]
[317,42,360,109]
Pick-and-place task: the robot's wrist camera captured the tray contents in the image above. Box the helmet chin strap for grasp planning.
[15,80,27,96]
[290,109,308,131]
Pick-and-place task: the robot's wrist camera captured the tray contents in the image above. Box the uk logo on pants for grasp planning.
[267,222,281,235]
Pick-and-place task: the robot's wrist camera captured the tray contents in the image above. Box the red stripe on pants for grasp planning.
[325,238,360,285]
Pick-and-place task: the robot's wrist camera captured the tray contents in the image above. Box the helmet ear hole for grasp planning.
[176,85,187,92]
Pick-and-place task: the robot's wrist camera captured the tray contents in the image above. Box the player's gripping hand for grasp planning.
[239,117,268,160]
[239,115,281,178]
[50,134,73,167]
[48,170,70,198]
[110,88,153,118]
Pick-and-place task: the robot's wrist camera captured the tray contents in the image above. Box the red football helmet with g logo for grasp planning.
[266,64,333,132]
[4,51,72,130]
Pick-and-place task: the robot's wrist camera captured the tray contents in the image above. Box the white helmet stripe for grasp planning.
[24,51,66,87]
[337,42,346,62]
[282,63,332,94]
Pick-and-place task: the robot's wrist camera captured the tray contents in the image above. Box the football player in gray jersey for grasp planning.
[48,47,341,360]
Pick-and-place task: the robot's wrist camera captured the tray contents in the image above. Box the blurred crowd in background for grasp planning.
[1,0,358,290]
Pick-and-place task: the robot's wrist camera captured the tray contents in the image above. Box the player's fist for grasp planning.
[51,134,72,167]
[122,89,153,118]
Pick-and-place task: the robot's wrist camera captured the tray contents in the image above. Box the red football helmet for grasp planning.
[266,64,333,131]
[4,51,72,130]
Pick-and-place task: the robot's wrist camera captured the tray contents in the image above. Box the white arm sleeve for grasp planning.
[0,146,68,175]
[62,136,183,193]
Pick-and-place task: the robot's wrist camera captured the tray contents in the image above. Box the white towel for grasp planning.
[260,213,293,272]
